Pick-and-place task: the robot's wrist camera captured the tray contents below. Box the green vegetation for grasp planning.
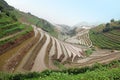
[0,0,58,38]
[0,0,13,11]
[53,60,65,69]
[11,10,58,38]
[0,26,33,46]
[0,60,120,80]
[90,19,120,50]
[85,48,93,56]
[0,8,33,46]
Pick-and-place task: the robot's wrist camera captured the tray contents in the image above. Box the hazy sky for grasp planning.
[5,0,120,26]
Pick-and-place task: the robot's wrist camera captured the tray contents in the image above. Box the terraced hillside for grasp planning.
[90,20,120,50]
[0,0,85,73]
[0,11,34,71]
[0,9,84,72]
[0,12,34,54]
[66,29,92,47]
[1,1,120,78]
[0,24,84,73]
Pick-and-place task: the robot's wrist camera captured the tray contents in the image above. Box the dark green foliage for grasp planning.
[111,19,115,22]
[10,72,40,80]
[0,0,17,21]
[5,11,10,16]
[0,0,13,11]
[11,15,17,21]
[102,20,120,33]
[103,23,111,32]
[0,6,3,11]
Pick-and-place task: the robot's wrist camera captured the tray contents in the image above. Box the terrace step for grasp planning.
[54,38,63,59]
[60,42,69,63]
[31,32,51,72]
[14,27,41,72]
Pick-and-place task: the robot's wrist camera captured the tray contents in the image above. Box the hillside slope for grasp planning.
[0,0,13,10]
[10,10,58,38]
[0,0,58,38]
[90,20,120,50]
[0,0,85,73]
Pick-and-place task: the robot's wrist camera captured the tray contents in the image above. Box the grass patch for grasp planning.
[0,26,33,46]
[53,60,65,69]
[85,48,93,56]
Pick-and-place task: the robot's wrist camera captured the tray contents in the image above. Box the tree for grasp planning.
[11,15,17,21]
[0,6,3,12]
[111,19,115,23]
[5,11,10,16]
[103,23,111,32]
[106,23,111,28]
[27,12,31,15]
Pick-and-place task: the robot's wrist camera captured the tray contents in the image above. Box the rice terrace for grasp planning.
[0,0,120,80]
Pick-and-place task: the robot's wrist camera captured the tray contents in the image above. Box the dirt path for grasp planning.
[31,32,51,72]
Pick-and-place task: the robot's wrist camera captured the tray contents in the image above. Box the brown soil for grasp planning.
[65,50,120,68]
[3,31,34,72]
[0,31,34,55]
[31,33,51,72]
[59,43,65,61]
[23,34,46,70]
[44,37,52,68]
[52,39,58,59]
[0,36,33,71]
